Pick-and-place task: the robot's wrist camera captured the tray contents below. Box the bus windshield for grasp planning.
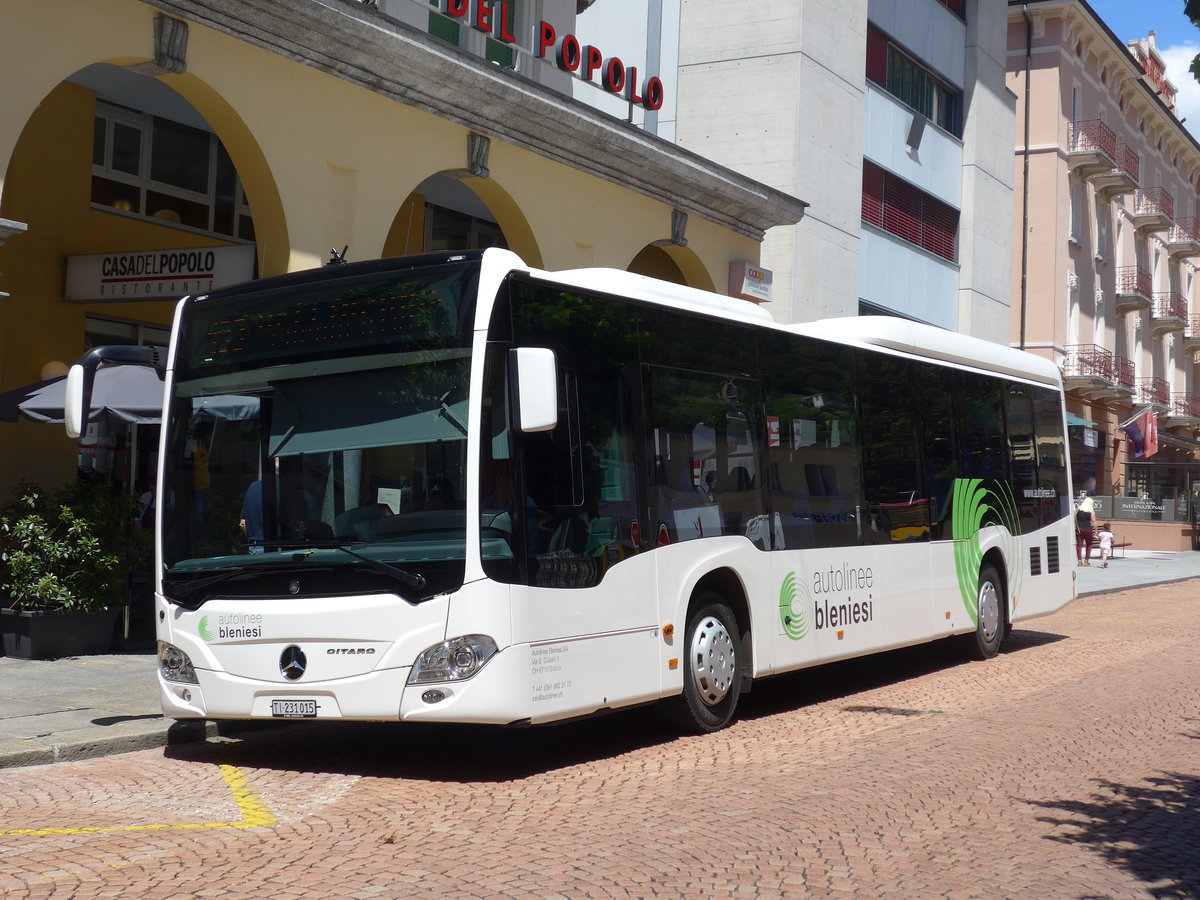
[160,257,480,606]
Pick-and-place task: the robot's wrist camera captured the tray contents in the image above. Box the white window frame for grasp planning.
[91,102,253,242]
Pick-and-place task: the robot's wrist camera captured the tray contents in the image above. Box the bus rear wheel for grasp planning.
[667,595,742,733]
[965,564,1004,660]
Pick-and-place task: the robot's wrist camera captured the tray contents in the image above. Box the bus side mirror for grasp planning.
[511,347,557,432]
[64,364,92,439]
[64,345,162,439]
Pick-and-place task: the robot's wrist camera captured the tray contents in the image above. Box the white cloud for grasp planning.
[1157,42,1200,142]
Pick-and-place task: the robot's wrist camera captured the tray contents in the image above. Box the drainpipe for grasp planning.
[1020,4,1033,350]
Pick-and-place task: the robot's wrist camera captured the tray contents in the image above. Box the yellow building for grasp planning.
[0,0,805,497]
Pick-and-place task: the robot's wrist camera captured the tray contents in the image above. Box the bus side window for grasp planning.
[1004,382,1039,534]
[917,365,962,541]
[506,279,641,588]
[644,366,764,546]
[761,333,859,550]
[1032,386,1069,526]
[856,353,926,544]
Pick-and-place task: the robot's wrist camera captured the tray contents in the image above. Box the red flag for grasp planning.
[1120,407,1158,459]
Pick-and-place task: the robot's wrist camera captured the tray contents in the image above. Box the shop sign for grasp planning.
[65,245,256,302]
[435,2,665,110]
[728,262,773,303]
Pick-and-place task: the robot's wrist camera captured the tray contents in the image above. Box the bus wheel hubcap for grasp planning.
[688,615,735,706]
[978,581,1000,643]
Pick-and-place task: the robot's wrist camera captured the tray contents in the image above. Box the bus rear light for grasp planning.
[408,634,499,685]
[158,641,198,684]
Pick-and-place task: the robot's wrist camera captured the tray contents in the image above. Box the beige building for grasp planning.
[1008,0,1200,549]
[0,0,805,499]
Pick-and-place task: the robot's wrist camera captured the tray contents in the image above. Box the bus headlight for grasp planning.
[158,641,199,684]
[408,634,499,684]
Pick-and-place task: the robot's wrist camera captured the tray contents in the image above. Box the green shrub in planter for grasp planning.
[1,484,127,613]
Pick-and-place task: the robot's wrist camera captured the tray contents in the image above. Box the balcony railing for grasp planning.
[1137,376,1171,406]
[1115,143,1140,182]
[1114,355,1135,389]
[1116,265,1152,298]
[1186,316,1200,341]
[1069,119,1117,158]
[1169,217,1200,245]
[1151,291,1188,321]
[1170,393,1200,418]
[1132,186,1174,220]
[1063,344,1114,380]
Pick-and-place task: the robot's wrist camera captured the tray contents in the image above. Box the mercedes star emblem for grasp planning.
[280,645,307,681]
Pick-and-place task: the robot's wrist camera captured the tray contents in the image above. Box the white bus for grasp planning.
[67,249,1075,732]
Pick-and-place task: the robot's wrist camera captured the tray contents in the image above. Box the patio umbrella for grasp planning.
[0,376,62,423]
[14,365,166,425]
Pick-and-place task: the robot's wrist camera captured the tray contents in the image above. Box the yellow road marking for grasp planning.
[0,764,277,836]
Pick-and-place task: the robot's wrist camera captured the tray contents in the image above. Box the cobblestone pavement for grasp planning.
[1,582,1197,900]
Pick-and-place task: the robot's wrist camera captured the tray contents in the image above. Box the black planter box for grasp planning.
[0,607,119,660]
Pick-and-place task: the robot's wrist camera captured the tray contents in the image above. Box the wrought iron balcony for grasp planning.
[1169,393,1200,421]
[1115,265,1152,312]
[1062,345,1135,400]
[1114,355,1135,390]
[1167,217,1200,257]
[1067,119,1117,177]
[1183,316,1200,352]
[1063,344,1114,380]
[1150,291,1188,333]
[1094,142,1140,198]
[1129,186,1174,232]
[1136,376,1171,406]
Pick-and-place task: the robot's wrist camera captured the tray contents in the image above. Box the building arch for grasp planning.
[628,244,716,292]
[382,171,543,268]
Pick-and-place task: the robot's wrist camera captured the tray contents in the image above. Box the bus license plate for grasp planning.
[271,699,317,718]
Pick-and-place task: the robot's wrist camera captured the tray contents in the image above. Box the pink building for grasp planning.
[1008,0,1200,550]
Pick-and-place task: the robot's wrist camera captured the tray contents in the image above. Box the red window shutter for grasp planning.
[866,27,887,86]
[921,195,958,261]
[862,162,884,227]
[882,175,922,246]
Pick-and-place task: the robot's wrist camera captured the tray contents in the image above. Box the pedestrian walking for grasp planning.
[1097,522,1114,568]
[1075,496,1096,565]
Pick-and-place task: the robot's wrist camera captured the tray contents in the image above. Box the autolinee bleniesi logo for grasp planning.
[198,613,263,641]
[780,565,876,641]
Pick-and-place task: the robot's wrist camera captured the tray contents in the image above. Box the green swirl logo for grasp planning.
[951,478,1021,624]
[198,615,215,642]
[779,571,811,640]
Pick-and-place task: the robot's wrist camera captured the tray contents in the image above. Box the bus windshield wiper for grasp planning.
[264,542,427,592]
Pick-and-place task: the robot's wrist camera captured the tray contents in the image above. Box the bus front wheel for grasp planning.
[965,564,1004,660]
[668,595,742,733]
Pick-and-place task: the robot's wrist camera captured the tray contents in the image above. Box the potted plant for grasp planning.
[0,482,142,659]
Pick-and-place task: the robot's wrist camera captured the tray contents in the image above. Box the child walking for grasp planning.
[1098,523,1114,568]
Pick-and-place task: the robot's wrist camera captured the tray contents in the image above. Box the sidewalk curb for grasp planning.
[1078,573,1200,598]
[0,720,272,769]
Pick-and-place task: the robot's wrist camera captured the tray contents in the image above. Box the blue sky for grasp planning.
[1088,0,1200,136]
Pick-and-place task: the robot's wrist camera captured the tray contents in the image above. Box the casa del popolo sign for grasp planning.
[438,0,666,110]
[65,245,256,302]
